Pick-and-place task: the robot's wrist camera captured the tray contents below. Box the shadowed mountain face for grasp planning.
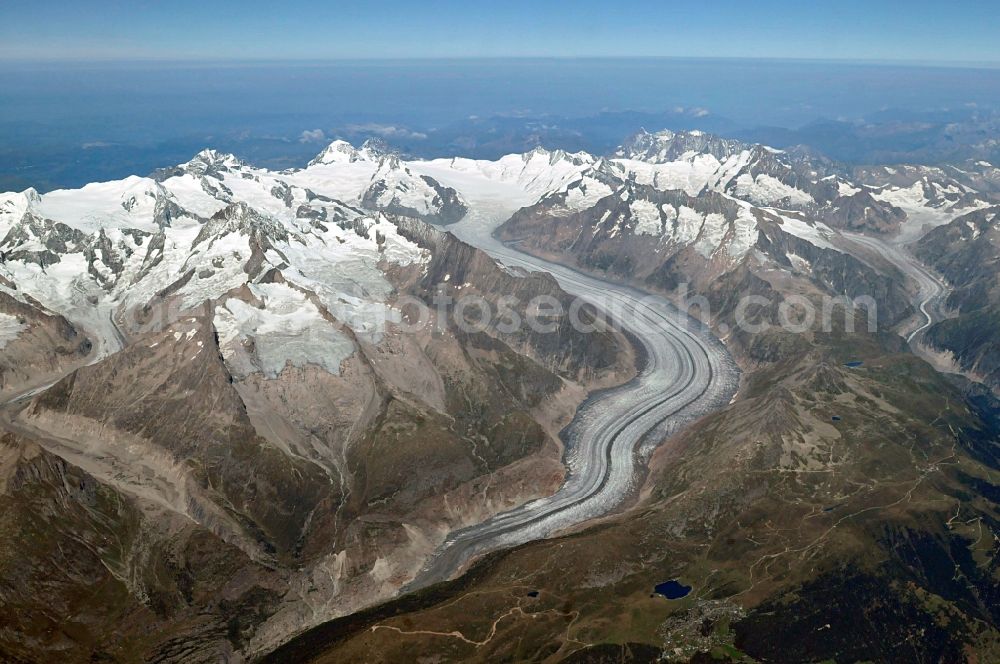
[2,128,1000,662]
[916,205,1000,387]
[0,290,91,399]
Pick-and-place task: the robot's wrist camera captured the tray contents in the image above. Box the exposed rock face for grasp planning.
[496,170,913,360]
[755,218,913,328]
[24,316,334,561]
[299,139,470,225]
[0,429,284,663]
[617,128,747,163]
[917,205,1000,309]
[1,212,90,267]
[615,129,909,233]
[616,129,1000,237]
[403,220,628,382]
[0,291,91,399]
[916,205,1000,386]
[361,160,468,225]
[2,271,627,659]
[499,180,760,285]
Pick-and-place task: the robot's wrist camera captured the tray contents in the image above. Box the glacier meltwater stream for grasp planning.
[407,200,740,590]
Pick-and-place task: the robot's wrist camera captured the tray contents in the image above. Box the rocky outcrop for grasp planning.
[498,180,758,286]
[617,129,909,233]
[361,158,468,225]
[0,292,91,399]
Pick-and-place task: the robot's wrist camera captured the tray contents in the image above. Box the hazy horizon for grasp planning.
[3,57,999,191]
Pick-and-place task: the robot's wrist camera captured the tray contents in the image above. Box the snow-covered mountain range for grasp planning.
[2,129,1000,662]
[3,128,996,397]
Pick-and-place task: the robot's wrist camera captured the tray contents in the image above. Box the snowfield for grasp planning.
[0,312,24,349]
[215,282,355,378]
[3,131,987,380]
[3,132,985,379]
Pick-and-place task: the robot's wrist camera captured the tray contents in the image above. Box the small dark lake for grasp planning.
[653,580,692,599]
[844,361,864,368]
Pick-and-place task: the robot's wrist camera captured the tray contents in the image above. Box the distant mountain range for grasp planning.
[4,107,1000,196]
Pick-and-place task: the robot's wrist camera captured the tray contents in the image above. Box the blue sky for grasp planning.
[1,0,998,63]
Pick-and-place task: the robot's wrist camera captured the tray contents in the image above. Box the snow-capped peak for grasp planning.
[194,201,291,248]
[183,149,244,175]
[359,138,392,160]
[617,129,747,164]
[22,187,42,206]
[308,140,368,166]
[521,146,594,168]
[0,188,42,229]
[308,139,391,167]
[373,152,403,172]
